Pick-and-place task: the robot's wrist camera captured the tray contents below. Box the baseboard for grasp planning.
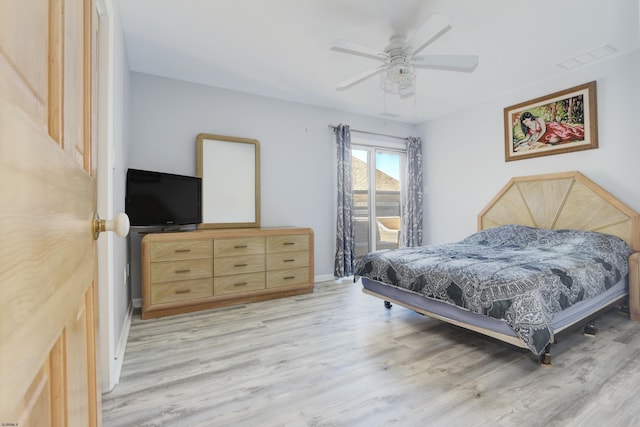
[112,302,133,387]
[314,274,338,283]
[132,297,142,308]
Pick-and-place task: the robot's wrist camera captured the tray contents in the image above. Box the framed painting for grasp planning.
[504,81,598,162]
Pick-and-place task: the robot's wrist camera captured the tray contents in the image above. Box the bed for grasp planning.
[355,171,640,364]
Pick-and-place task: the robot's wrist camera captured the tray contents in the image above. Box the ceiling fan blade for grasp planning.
[412,54,479,72]
[331,39,387,62]
[407,13,452,56]
[336,65,386,90]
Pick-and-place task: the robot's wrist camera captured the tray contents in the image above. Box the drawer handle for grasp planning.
[284,276,295,280]
[175,289,191,294]
[234,263,248,267]
[175,249,191,253]
[284,259,296,262]
[175,269,191,274]
[234,282,248,287]
[234,245,248,249]
[283,242,296,246]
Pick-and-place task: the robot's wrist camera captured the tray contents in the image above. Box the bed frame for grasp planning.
[362,171,640,362]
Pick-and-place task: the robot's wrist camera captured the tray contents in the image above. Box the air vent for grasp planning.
[558,44,617,70]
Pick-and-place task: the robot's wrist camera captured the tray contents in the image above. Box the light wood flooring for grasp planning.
[102,280,640,427]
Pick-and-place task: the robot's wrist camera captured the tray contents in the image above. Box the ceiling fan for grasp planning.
[331,14,478,98]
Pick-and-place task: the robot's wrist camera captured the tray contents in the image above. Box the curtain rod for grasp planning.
[328,124,407,141]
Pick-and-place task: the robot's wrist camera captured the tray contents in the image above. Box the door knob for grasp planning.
[93,212,130,240]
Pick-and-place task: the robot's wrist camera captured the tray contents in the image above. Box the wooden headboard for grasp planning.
[478,171,640,251]
[479,171,640,321]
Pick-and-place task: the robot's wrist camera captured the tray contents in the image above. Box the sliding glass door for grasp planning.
[352,145,405,260]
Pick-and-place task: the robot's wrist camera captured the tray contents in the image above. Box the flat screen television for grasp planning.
[126,168,202,226]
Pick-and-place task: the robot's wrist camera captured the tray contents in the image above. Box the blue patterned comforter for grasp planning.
[354,225,632,355]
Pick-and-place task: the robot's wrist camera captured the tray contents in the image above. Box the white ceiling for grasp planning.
[117,0,640,124]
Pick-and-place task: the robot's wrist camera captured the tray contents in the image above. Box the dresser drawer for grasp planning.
[266,267,310,288]
[266,251,309,270]
[214,254,265,276]
[150,278,213,304]
[214,272,265,296]
[214,237,265,257]
[151,258,213,283]
[150,240,212,262]
[266,234,309,253]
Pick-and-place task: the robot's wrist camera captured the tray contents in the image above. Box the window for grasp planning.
[352,144,406,260]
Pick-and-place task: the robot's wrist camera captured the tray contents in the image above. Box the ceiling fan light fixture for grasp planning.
[333,14,477,95]
[380,62,415,94]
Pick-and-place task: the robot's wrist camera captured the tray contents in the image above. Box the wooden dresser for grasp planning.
[141,227,314,319]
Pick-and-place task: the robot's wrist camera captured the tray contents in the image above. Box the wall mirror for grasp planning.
[196,133,260,228]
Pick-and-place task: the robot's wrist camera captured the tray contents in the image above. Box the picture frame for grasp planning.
[504,81,598,162]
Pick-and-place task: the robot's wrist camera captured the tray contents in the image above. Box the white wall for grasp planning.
[127,72,418,292]
[419,50,640,245]
[98,0,131,392]
[111,0,130,374]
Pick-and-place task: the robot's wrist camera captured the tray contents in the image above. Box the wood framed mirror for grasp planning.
[196,133,260,228]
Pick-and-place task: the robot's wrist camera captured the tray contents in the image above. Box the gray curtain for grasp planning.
[334,124,355,277]
[401,136,423,247]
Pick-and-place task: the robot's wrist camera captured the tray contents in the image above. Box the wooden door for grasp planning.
[0,0,100,425]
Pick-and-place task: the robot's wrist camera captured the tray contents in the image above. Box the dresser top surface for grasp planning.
[142,227,313,242]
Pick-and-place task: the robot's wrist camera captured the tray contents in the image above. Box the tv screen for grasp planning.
[126,168,202,226]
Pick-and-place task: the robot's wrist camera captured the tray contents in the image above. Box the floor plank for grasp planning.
[102,280,640,427]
